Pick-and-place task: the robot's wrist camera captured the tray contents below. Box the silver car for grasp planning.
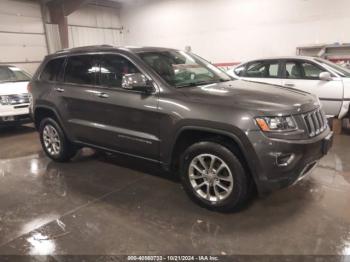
[227,56,350,118]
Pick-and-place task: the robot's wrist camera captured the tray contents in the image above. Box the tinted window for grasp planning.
[245,61,279,78]
[99,55,140,88]
[285,62,302,79]
[301,62,323,79]
[41,58,65,82]
[64,55,98,85]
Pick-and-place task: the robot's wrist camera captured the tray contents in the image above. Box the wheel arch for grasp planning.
[168,126,259,187]
[34,106,62,129]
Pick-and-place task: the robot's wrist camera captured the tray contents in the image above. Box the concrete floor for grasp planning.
[0,125,350,256]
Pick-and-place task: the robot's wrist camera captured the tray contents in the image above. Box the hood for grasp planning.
[0,81,29,96]
[179,80,319,115]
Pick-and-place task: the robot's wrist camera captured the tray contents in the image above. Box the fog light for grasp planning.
[276,153,295,167]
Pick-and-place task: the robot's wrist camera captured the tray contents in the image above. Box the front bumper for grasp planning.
[0,105,31,126]
[247,128,333,194]
[0,114,32,126]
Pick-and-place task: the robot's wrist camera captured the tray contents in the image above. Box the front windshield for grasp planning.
[0,66,31,83]
[138,50,232,87]
[315,58,350,78]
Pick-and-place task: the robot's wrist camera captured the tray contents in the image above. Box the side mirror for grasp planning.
[122,73,154,93]
[319,71,332,81]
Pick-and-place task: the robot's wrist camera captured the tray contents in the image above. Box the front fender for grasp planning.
[162,122,261,186]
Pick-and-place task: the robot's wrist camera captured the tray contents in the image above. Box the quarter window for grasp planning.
[64,55,98,85]
[99,55,140,88]
[40,58,65,82]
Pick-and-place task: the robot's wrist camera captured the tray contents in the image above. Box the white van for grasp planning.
[0,65,31,127]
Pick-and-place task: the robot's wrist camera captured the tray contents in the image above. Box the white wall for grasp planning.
[0,0,47,74]
[67,4,123,48]
[120,0,350,63]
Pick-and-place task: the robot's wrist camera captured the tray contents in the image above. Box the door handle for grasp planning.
[97,92,109,98]
[54,87,64,92]
[284,83,295,87]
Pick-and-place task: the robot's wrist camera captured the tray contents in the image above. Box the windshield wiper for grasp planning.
[176,78,233,88]
[176,80,219,88]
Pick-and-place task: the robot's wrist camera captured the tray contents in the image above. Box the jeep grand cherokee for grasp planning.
[29,45,333,211]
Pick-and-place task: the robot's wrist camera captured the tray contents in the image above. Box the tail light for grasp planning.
[27,82,32,93]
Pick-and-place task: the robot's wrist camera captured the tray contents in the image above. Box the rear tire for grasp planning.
[179,141,250,212]
[39,117,77,162]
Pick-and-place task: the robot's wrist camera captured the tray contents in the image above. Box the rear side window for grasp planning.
[285,61,302,79]
[99,54,140,88]
[64,55,98,85]
[40,58,65,82]
[245,61,279,78]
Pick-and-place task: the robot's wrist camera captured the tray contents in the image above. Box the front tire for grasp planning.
[39,117,77,162]
[180,141,250,212]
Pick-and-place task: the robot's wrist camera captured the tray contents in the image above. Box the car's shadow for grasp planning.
[42,148,313,216]
[40,150,316,239]
[0,124,35,138]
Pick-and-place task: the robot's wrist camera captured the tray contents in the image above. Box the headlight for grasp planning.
[256,116,297,132]
[0,95,11,105]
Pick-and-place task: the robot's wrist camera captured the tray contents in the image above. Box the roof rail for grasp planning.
[55,44,115,54]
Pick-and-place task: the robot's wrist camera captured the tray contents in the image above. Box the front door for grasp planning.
[95,53,160,160]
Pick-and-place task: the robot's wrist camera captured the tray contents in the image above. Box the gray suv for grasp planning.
[29,45,333,211]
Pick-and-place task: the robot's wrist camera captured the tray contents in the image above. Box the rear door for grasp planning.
[57,54,100,141]
[240,60,283,86]
[281,59,343,117]
[35,56,66,119]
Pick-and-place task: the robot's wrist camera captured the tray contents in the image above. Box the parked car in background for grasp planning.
[30,46,332,211]
[0,65,32,127]
[227,56,350,119]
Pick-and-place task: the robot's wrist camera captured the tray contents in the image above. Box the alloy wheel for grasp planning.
[188,153,234,203]
[43,124,61,156]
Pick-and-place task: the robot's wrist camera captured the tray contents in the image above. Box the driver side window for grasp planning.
[285,60,325,80]
[300,62,324,79]
[99,54,140,88]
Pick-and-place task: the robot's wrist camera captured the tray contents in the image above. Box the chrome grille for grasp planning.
[303,108,327,137]
[8,93,30,105]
